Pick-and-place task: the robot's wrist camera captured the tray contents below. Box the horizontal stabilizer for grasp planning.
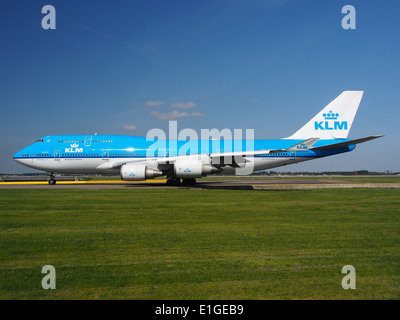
[311,135,384,151]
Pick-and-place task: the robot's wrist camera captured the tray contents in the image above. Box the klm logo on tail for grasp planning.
[315,111,348,131]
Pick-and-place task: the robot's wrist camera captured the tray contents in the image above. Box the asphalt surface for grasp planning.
[1,178,398,189]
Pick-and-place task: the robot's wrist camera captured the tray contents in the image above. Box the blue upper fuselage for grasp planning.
[13,134,355,160]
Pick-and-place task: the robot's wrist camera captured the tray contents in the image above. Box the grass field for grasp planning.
[0,188,399,299]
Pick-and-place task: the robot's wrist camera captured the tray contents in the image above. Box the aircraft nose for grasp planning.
[13,147,29,164]
[13,151,23,164]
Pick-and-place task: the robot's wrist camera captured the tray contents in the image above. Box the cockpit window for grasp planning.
[36,139,44,142]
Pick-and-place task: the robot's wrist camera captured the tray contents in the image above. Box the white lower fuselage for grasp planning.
[15,155,312,175]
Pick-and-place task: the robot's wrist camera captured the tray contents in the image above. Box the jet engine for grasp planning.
[174,159,220,178]
[120,164,163,181]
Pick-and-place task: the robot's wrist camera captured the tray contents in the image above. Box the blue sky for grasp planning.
[1,0,399,173]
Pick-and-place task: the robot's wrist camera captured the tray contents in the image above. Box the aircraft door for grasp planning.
[84,135,92,147]
[54,149,60,161]
[290,151,296,160]
[102,149,109,160]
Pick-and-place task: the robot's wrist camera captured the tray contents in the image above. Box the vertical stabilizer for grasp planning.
[286,91,364,139]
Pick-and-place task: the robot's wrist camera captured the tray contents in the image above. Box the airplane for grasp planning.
[13,91,382,185]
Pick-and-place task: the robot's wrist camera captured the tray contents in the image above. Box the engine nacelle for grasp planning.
[120,164,163,181]
[174,159,220,178]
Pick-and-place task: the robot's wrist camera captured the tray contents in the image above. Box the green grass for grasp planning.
[0,188,399,299]
[82,175,400,183]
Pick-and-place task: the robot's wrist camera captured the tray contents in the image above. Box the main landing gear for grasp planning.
[166,178,197,186]
[48,172,56,185]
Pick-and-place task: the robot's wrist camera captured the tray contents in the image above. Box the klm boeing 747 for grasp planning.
[13,91,382,185]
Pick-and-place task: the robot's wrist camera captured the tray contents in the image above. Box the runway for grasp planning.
[0,178,399,190]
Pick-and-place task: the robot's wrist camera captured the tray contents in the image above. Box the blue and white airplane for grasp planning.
[13,91,382,185]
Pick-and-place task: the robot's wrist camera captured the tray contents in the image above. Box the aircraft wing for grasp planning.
[311,135,384,151]
[205,138,318,166]
[152,138,320,165]
[110,138,322,168]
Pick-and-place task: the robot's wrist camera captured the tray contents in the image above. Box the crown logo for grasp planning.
[323,111,339,120]
[70,143,79,148]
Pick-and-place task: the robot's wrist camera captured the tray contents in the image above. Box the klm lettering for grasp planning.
[314,121,348,130]
[65,147,83,153]
[296,143,308,150]
[65,143,83,153]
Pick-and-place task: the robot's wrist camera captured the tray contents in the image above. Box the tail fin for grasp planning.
[286,91,364,139]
